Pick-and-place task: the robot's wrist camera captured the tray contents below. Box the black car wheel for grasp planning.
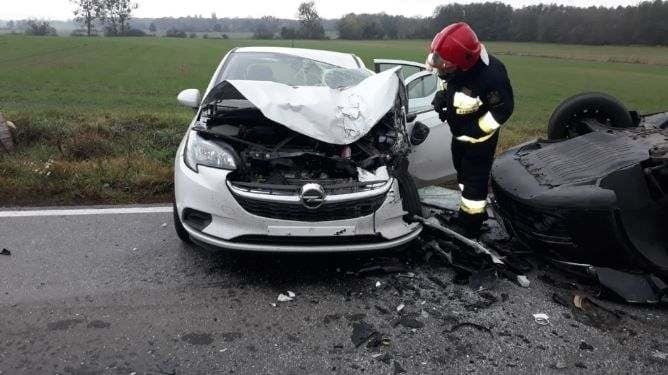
[547,92,634,140]
[173,202,192,243]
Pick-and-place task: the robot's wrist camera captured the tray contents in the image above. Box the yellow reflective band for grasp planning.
[456,132,495,144]
[479,111,501,134]
[460,197,487,214]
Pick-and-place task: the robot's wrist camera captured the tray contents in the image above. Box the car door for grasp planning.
[374,59,456,186]
[404,71,456,186]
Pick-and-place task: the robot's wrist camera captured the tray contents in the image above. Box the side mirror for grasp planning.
[177,89,201,109]
[410,121,430,146]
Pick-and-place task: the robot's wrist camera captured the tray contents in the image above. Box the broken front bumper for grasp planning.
[174,158,421,252]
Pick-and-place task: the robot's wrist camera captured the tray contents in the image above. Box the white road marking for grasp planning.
[0,206,172,218]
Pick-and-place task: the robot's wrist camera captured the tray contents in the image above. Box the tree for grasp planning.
[25,20,57,36]
[100,0,137,36]
[297,1,325,39]
[280,26,298,39]
[71,0,102,37]
[253,16,278,39]
[148,22,156,33]
[7,20,15,30]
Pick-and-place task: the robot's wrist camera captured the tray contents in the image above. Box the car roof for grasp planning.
[234,46,363,69]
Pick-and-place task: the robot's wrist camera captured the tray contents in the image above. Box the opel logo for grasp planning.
[300,183,326,210]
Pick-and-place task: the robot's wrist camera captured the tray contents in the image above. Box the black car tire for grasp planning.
[547,92,634,140]
[173,202,192,243]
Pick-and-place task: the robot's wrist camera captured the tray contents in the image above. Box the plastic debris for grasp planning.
[351,321,383,348]
[270,303,277,307]
[1,248,11,256]
[277,294,293,302]
[516,275,530,288]
[579,341,594,351]
[533,313,550,325]
[375,281,382,288]
[396,303,405,312]
[287,291,296,298]
[161,222,168,228]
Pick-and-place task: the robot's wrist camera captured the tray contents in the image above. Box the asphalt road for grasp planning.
[1,206,666,374]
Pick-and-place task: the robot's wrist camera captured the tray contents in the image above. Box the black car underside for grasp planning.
[492,114,667,280]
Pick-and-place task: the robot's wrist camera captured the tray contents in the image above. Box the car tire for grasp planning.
[173,202,192,243]
[547,92,634,140]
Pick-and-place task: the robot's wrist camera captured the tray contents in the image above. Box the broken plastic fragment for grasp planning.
[277,294,293,302]
[516,275,530,288]
[533,313,550,325]
[375,281,382,288]
[287,291,296,298]
[1,248,11,256]
[396,304,405,312]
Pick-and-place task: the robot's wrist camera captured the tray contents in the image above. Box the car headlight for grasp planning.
[184,131,237,172]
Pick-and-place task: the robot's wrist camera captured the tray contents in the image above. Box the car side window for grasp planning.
[377,63,422,80]
[407,74,437,100]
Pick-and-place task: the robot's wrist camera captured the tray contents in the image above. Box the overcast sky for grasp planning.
[1,0,644,20]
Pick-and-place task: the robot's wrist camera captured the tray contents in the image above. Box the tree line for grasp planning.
[338,1,668,45]
[5,0,667,45]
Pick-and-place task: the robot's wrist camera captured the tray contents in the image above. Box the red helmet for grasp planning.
[428,22,481,71]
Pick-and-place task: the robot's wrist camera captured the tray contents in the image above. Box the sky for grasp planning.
[1,0,644,20]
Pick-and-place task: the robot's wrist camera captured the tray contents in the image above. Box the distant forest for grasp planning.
[2,1,667,45]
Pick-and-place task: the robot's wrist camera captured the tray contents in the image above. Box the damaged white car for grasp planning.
[173,47,455,251]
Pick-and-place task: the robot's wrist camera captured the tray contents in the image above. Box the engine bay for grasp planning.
[194,95,410,189]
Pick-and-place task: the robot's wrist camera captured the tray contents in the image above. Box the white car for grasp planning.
[173,47,455,252]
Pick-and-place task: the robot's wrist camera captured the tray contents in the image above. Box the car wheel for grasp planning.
[173,202,192,243]
[547,92,634,140]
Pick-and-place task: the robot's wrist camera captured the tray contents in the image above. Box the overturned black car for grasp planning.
[491,93,667,286]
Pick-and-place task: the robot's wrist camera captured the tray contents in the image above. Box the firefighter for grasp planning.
[426,22,514,238]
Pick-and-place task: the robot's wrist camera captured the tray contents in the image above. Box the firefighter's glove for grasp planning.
[453,92,483,115]
[431,91,448,122]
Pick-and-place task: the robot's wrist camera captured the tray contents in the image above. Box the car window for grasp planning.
[377,63,421,80]
[407,74,437,100]
[218,52,371,87]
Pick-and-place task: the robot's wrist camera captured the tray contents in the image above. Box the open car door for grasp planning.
[373,61,456,187]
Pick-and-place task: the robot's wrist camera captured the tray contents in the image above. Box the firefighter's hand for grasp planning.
[431,91,447,112]
[453,92,483,115]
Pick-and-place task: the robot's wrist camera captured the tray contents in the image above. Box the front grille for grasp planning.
[232,194,387,222]
[492,182,572,245]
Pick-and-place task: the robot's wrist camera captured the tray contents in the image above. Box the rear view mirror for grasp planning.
[177,89,201,109]
[410,121,430,146]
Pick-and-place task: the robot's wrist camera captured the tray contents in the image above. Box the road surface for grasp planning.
[0,205,666,374]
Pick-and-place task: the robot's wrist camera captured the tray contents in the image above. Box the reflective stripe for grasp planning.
[456,132,495,144]
[480,44,490,66]
[478,111,501,134]
[458,183,464,192]
[460,197,487,214]
[453,92,483,115]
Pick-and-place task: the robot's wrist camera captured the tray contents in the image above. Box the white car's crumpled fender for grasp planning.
[226,67,401,145]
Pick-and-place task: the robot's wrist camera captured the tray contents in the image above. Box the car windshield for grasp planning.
[218,52,371,88]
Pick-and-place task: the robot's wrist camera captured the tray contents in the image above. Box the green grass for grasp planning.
[1,35,667,206]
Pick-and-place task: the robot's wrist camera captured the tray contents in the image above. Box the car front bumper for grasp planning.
[174,156,421,252]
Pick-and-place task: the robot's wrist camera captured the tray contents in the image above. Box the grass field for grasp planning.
[1,35,667,206]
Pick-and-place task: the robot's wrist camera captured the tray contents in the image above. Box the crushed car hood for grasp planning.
[203,68,402,145]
